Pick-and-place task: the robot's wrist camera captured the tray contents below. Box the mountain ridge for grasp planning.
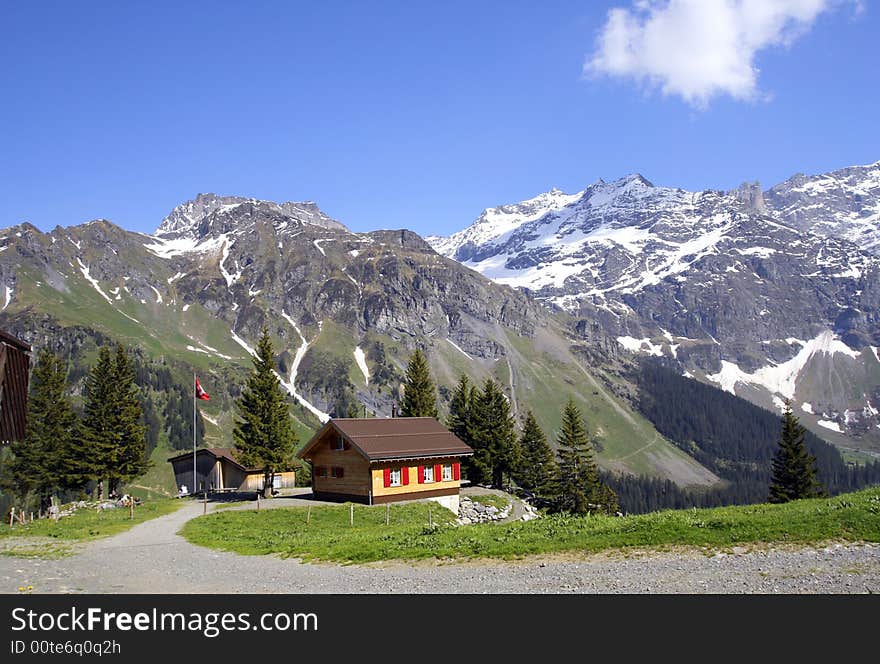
[427,159,880,455]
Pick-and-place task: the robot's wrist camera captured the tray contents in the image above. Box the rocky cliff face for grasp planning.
[428,161,880,453]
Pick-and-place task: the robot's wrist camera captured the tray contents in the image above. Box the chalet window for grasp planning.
[315,466,328,478]
[331,436,345,451]
[331,466,344,479]
[389,468,402,487]
[423,465,434,483]
[442,464,453,481]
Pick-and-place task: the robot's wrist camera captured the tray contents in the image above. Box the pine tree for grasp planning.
[768,401,824,503]
[555,399,617,514]
[446,374,473,443]
[233,326,298,497]
[3,349,79,509]
[469,378,519,489]
[514,410,558,504]
[399,348,438,418]
[80,347,118,499]
[108,345,149,495]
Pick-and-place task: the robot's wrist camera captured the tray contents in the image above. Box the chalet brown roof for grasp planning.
[298,417,474,462]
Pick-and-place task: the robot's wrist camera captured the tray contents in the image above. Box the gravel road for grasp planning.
[1,501,878,594]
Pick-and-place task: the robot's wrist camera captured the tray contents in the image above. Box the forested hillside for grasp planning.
[607,361,880,514]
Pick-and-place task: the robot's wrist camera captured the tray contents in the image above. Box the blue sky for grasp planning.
[1,1,877,236]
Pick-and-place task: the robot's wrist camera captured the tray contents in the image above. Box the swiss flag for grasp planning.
[195,377,210,401]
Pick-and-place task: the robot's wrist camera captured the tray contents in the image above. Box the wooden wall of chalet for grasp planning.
[0,334,31,444]
[309,430,371,498]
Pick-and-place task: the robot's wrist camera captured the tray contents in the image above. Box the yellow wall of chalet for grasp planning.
[371,458,461,497]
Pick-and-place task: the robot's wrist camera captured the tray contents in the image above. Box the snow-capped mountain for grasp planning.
[155,192,347,240]
[765,161,880,253]
[429,162,880,451]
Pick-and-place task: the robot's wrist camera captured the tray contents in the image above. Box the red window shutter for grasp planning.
[402,467,409,485]
[434,464,442,481]
[383,468,391,488]
[417,466,424,484]
[453,462,460,481]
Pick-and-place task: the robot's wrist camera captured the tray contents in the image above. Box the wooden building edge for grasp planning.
[0,329,31,445]
[168,447,296,495]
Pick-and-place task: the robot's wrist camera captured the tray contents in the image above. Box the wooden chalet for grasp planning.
[167,447,296,495]
[297,417,474,511]
[0,330,31,444]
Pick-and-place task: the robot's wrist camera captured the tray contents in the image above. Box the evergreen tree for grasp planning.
[555,399,617,514]
[446,374,473,443]
[469,378,519,489]
[233,326,298,497]
[108,345,149,495]
[768,401,825,503]
[79,347,117,499]
[399,348,438,418]
[514,410,558,504]
[3,349,79,509]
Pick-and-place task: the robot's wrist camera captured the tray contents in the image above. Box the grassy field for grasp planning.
[180,487,880,564]
[0,498,181,545]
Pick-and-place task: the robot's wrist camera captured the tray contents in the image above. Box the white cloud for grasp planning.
[585,0,843,108]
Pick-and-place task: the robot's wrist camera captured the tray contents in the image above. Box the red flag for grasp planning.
[195,377,210,401]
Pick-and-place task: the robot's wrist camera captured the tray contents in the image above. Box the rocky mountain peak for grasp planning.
[733,181,765,213]
[154,193,347,240]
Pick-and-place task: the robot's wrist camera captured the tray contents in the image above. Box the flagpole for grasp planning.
[193,370,197,498]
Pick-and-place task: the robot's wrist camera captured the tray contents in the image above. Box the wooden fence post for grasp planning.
[129,500,134,520]
[386,503,390,526]
[307,505,311,525]
[429,504,433,527]
[350,504,354,527]
[9,507,14,528]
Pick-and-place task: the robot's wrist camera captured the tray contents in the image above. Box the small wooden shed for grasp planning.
[297,417,473,512]
[168,447,296,495]
[0,330,31,444]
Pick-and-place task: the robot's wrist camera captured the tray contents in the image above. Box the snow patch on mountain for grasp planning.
[76,258,113,304]
[707,331,862,399]
[2,285,12,310]
[818,419,842,433]
[219,237,242,287]
[617,336,664,356]
[144,234,225,259]
[354,346,370,385]
[446,338,473,360]
[280,312,330,423]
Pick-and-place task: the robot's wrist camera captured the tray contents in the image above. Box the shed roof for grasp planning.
[297,417,474,462]
[0,329,31,352]
[168,447,248,470]
[166,447,301,473]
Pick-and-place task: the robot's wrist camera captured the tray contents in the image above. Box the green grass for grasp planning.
[180,487,880,564]
[0,498,181,546]
[469,494,509,510]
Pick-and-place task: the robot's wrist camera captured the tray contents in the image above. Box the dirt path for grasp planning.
[1,500,878,594]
